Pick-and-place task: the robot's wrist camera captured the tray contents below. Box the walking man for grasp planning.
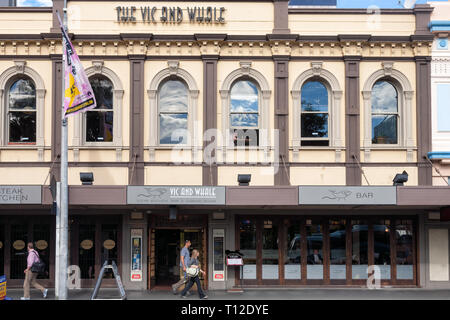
[172,239,191,295]
[21,242,48,300]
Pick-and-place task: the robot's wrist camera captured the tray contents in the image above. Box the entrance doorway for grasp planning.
[151,228,205,289]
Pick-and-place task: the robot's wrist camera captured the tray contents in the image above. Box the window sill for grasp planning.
[291,146,345,151]
[362,146,417,151]
[0,145,46,150]
[71,145,127,150]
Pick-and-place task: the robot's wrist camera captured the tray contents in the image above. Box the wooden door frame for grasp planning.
[147,214,208,291]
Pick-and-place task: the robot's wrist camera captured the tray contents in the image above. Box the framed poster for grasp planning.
[130,229,143,282]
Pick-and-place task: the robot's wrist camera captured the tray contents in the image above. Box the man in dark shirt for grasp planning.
[172,240,191,294]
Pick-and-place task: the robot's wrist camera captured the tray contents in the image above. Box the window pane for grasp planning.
[101,224,118,279]
[0,224,4,276]
[79,224,96,279]
[90,77,113,110]
[159,113,188,144]
[33,224,50,279]
[262,220,278,280]
[9,78,36,110]
[301,81,328,112]
[306,220,323,280]
[230,113,258,128]
[86,111,113,142]
[352,220,368,279]
[374,221,391,280]
[371,81,398,113]
[329,219,346,280]
[230,80,259,113]
[231,128,259,147]
[301,113,328,138]
[372,115,398,144]
[10,224,27,279]
[159,80,188,113]
[396,222,414,280]
[285,223,301,280]
[239,219,256,280]
[9,111,36,143]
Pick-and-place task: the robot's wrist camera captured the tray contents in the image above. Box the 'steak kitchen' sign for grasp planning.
[116,6,226,24]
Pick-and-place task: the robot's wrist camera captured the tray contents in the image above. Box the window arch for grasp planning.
[7,76,36,144]
[370,80,399,145]
[158,78,189,145]
[75,63,124,161]
[0,62,45,154]
[148,61,199,161]
[300,79,330,146]
[229,78,260,147]
[220,62,271,152]
[291,62,343,161]
[362,63,414,162]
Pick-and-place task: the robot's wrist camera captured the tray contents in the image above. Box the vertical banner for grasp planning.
[213,229,225,281]
[131,229,143,282]
[0,275,6,300]
[57,13,96,118]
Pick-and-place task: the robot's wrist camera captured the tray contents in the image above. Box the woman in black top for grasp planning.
[180,249,208,299]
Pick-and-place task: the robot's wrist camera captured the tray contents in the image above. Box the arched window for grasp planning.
[371,80,398,145]
[86,76,114,142]
[158,79,188,145]
[300,80,329,146]
[230,79,260,147]
[7,77,36,144]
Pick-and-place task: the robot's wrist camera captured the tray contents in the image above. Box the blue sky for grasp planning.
[17,0,448,8]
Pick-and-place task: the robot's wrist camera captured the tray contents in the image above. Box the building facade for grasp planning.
[0,0,449,290]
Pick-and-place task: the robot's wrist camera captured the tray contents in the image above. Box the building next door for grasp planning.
[237,216,417,286]
[0,216,54,287]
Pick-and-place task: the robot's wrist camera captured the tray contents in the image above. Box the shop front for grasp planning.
[236,215,417,286]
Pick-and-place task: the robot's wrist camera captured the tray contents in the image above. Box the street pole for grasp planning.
[55,182,61,299]
[59,0,69,300]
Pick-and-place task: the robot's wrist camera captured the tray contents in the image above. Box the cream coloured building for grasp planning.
[0,0,449,290]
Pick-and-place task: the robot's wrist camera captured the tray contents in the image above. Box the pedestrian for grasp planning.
[180,249,208,299]
[21,242,48,300]
[172,239,191,295]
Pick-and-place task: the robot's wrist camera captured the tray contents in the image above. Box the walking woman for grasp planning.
[180,249,208,299]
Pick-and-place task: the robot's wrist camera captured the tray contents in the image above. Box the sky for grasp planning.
[17,0,449,8]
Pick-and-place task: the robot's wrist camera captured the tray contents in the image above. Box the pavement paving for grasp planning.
[4,287,450,300]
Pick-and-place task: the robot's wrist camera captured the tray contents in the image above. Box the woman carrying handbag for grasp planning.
[180,249,208,299]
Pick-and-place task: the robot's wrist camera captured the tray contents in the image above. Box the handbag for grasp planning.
[30,250,46,274]
[186,266,199,278]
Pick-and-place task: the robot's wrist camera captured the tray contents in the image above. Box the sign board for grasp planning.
[213,229,225,282]
[130,229,143,282]
[227,258,244,266]
[0,186,41,204]
[299,186,397,205]
[0,275,6,300]
[90,260,126,300]
[127,186,225,205]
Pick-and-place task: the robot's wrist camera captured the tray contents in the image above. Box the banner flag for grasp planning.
[57,13,96,118]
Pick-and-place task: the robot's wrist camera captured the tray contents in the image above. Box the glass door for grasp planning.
[262,220,279,282]
[0,224,4,276]
[306,219,324,282]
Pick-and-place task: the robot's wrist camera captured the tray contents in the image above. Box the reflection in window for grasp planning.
[352,220,368,279]
[285,222,301,280]
[10,224,28,279]
[0,225,4,276]
[230,80,259,147]
[239,219,256,280]
[8,78,36,144]
[33,224,50,279]
[371,80,398,144]
[87,76,114,142]
[300,80,329,146]
[329,219,346,280]
[306,220,323,280]
[158,80,188,145]
[262,220,278,280]
[374,220,391,279]
[396,220,414,280]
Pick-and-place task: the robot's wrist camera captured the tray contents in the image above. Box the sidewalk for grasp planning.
[4,288,450,300]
